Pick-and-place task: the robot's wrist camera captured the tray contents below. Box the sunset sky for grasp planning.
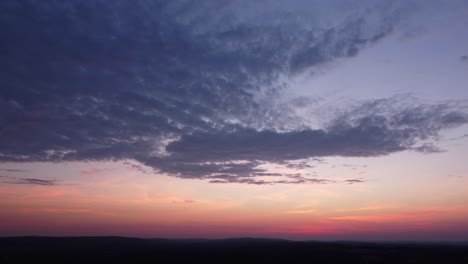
[1,0,468,241]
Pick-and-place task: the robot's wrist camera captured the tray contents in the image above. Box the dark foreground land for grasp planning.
[1,237,468,263]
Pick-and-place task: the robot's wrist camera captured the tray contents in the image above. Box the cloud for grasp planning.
[206,171,333,185]
[209,177,332,185]
[0,176,57,186]
[343,179,366,184]
[0,1,467,184]
[80,168,104,176]
[0,168,27,172]
[150,97,467,180]
[446,134,468,141]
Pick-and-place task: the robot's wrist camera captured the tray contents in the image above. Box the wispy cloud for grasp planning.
[0,176,57,186]
[343,179,366,184]
[447,174,464,179]
[446,134,468,141]
[0,168,28,172]
[80,168,105,176]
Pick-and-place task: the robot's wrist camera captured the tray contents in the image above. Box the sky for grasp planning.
[1,0,468,241]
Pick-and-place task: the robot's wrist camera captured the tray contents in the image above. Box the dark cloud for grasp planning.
[154,97,467,180]
[282,160,315,170]
[0,168,27,172]
[0,1,467,184]
[446,134,468,141]
[461,55,468,62]
[209,176,332,185]
[122,161,152,175]
[343,179,366,184]
[0,176,57,186]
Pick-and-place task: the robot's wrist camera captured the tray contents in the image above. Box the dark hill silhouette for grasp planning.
[1,237,468,263]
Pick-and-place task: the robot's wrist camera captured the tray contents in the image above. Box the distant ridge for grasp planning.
[1,236,468,263]
[3,236,467,245]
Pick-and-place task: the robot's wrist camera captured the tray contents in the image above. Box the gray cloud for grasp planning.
[343,179,366,184]
[209,175,332,185]
[152,97,466,180]
[1,1,467,184]
[0,168,27,172]
[0,176,57,186]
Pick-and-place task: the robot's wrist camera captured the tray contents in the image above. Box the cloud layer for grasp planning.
[1,1,467,184]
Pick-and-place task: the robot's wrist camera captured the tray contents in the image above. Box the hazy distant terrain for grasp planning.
[1,237,468,263]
